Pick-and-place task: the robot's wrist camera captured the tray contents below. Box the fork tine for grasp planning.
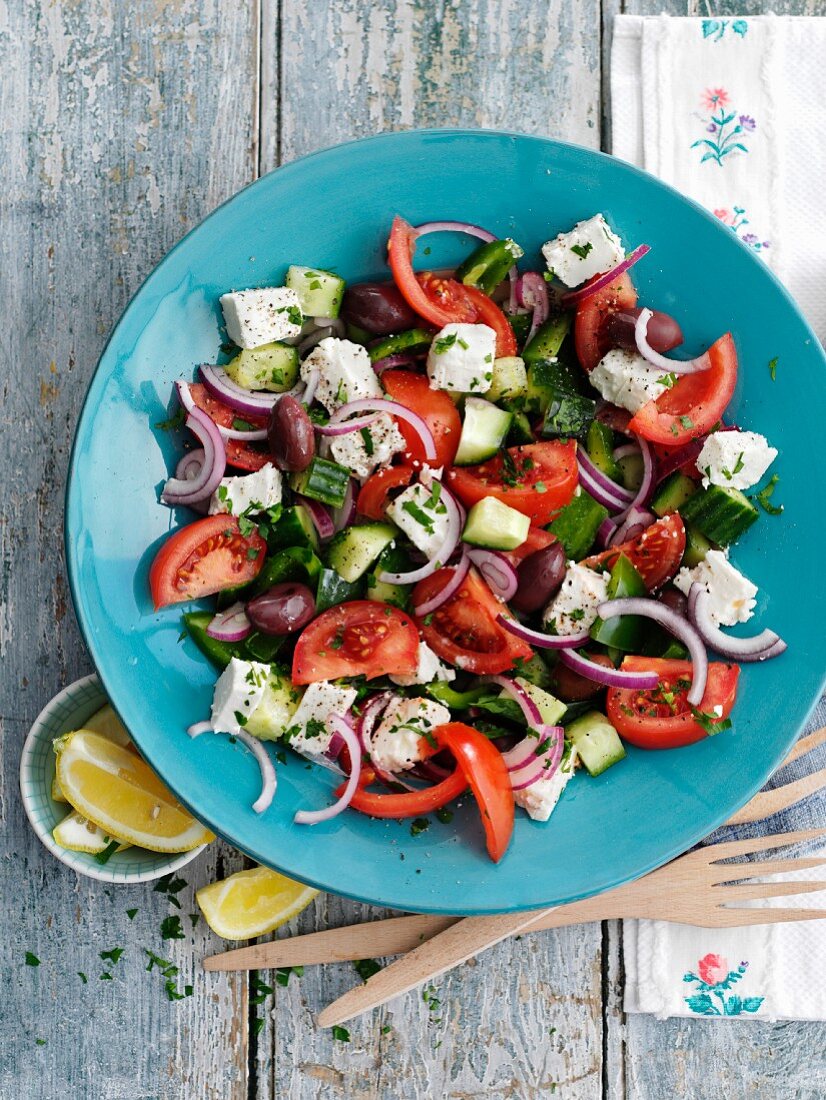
[706,827,826,862]
[783,725,826,767]
[727,769,826,825]
[713,907,826,927]
[707,856,826,883]
[717,880,826,903]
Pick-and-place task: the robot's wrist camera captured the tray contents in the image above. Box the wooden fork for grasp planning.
[204,726,826,975]
[317,826,826,1026]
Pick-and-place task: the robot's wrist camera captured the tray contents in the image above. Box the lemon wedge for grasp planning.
[51,771,69,803]
[54,730,214,853]
[82,703,132,746]
[53,810,131,855]
[196,866,319,940]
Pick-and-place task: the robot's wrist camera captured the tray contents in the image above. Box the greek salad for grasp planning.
[149,213,785,863]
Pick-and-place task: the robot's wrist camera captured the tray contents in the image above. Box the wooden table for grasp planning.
[3,1,825,1096]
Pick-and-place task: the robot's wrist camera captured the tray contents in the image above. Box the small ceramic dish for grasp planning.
[19,673,208,884]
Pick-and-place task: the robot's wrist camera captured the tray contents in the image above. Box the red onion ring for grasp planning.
[332,478,357,533]
[510,758,554,791]
[187,720,213,738]
[597,597,708,704]
[412,220,520,308]
[327,399,436,461]
[635,308,711,375]
[199,364,304,418]
[557,648,660,690]
[597,516,618,549]
[302,367,320,408]
[613,435,655,522]
[613,443,641,462]
[560,244,651,307]
[161,405,226,506]
[379,485,462,585]
[294,715,362,824]
[486,675,543,728]
[610,506,655,547]
[206,601,252,642]
[501,735,547,771]
[297,496,335,541]
[315,412,381,437]
[496,614,590,650]
[232,729,277,813]
[467,549,517,602]
[576,448,635,510]
[687,583,786,662]
[519,272,550,345]
[175,449,205,481]
[413,548,470,616]
[176,379,267,441]
[298,326,337,357]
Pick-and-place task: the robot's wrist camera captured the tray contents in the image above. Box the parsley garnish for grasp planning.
[755,474,783,515]
[410,817,430,837]
[304,717,327,740]
[768,356,778,381]
[571,242,593,260]
[161,915,185,940]
[250,975,274,1004]
[252,1017,265,1037]
[99,947,125,965]
[689,705,732,736]
[154,873,188,908]
[238,514,257,538]
[457,337,469,350]
[275,965,303,987]
[354,958,382,982]
[422,985,442,1022]
[332,1025,351,1042]
[679,415,694,430]
[435,807,454,824]
[78,972,88,983]
[657,372,678,389]
[35,1039,47,1046]
[732,452,745,475]
[360,426,374,456]
[155,406,186,431]
[25,952,40,967]
[402,500,435,533]
[534,481,547,493]
[232,417,255,432]
[144,949,193,1002]
[433,333,457,355]
[569,608,585,622]
[381,1024,393,1035]
[94,839,119,865]
[246,546,260,560]
[234,710,248,727]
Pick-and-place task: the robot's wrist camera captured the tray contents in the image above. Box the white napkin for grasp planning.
[612,14,826,1020]
[612,13,826,341]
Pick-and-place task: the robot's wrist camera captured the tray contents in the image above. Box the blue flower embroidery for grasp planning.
[683,954,765,1016]
[702,19,748,41]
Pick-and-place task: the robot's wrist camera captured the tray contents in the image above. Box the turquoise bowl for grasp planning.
[65,130,826,913]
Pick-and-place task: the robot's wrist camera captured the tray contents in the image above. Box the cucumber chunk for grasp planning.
[454,397,513,465]
[651,472,697,517]
[455,238,524,294]
[681,522,715,567]
[224,342,299,393]
[327,522,397,583]
[315,567,364,612]
[245,669,301,741]
[462,496,529,551]
[522,313,572,365]
[547,490,609,560]
[366,544,412,608]
[680,483,758,546]
[251,545,323,598]
[487,356,528,403]
[285,266,345,319]
[541,392,595,440]
[270,505,320,552]
[290,457,351,508]
[566,711,626,776]
[585,421,623,485]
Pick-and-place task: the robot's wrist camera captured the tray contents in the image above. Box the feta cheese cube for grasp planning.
[543,562,609,636]
[220,287,303,349]
[301,338,382,414]
[697,430,777,491]
[590,349,671,414]
[370,697,451,774]
[208,462,283,517]
[385,481,450,558]
[673,549,757,625]
[211,658,270,736]
[283,681,358,756]
[541,214,625,288]
[514,746,578,822]
[426,323,496,394]
[390,641,456,686]
[330,413,406,481]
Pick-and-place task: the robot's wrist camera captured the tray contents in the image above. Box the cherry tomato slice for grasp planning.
[356,465,416,520]
[381,369,462,467]
[574,272,638,372]
[583,514,686,591]
[292,601,419,684]
[188,383,270,471]
[149,515,267,609]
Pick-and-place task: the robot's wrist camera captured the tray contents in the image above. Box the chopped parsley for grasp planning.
[233,710,249,727]
[78,971,88,983]
[304,717,327,740]
[144,949,193,1002]
[35,1038,46,1046]
[154,873,188,909]
[534,481,547,494]
[722,452,745,480]
[380,1024,393,1035]
[410,817,430,837]
[422,985,442,1022]
[689,705,732,736]
[238,514,257,538]
[433,333,457,355]
[99,972,113,981]
[657,372,678,389]
[99,947,125,965]
[435,807,454,825]
[252,1017,265,1037]
[232,417,255,432]
[161,915,185,940]
[250,975,274,1004]
[768,356,778,381]
[155,406,186,431]
[457,337,469,350]
[571,242,593,260]
[94,839,119,865]
[332,1025,351,1042]
[402,500,435,533]
[354,958,382,982]
[246,546,260,560]
[543,271,555,282]
[755,474,783,515]
[679,415,694,430]
[360,427,374,456]
[569,608,585,622]
[275,965,303,987]
[25,952,40,967]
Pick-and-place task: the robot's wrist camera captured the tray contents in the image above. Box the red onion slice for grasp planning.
[610,506,655,547]
[413,548,470,616]
[496,614,590,650]
[206,602,252,642]
[577,448,635,510]
[315,412,381,437]
[687,583,786,662]
[379,485,462,585]
[501,735,547,771]
[175,449,205,481]
[199,364,305,418]
[635,309,711,375]
[332,478,357,533]
[187,720,213,738]
[228,729,277,814]
[297,495,335,541]
[294,715,362,825]
[557,648,660,689]
[613,436,655,523]
[355,691,418,792]
[510,758,553,791]
[613,443,641,462]
[328,399,436,461]
[485,675,543,728]
[161,405,226,506]
[560,244,651,307]
[413,220,497,244]
[597,516,618,549]
[467,549,518,602]
[520,272,550,345]
[303,367,320,408]
[597,597,708,704]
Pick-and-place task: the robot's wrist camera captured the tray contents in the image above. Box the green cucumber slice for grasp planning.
[454,398,512,465]
[462,496,529,551]
[326,522,398,583]
[566,711,626,776]
[285,266,345,318]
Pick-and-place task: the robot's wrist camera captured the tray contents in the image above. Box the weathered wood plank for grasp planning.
[0,1,258,1096]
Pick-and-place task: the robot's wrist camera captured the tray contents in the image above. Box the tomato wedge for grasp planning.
[448,441,578,527]
[341,769,468,818]
[387,217,516,356]
[628,334,738,445]
[381,370,462,467]
[574,271,638,372]
[356,465,416,520]
[149,515,267,609]
[583,513,686,591]
[607,657,740,749]
[292,601,419,684]
[434,723,514,862]
[414,567,533,675]
[188,383,270,471]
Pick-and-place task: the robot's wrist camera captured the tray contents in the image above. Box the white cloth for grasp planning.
[613,15,826,1020]
[612,13,826,341]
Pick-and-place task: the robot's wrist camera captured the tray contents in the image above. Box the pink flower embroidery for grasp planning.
[701,88,730,111]
[714,208,734,225]
[697,953,729,985]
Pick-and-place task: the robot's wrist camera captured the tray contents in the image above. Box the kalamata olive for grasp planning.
[246,583,316,636]
[658,586,688,617]
[551,653,613,702]
[267,395,315,472]
[602,307,684,354]
[342,282,418,335]
[510,542,567,614]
